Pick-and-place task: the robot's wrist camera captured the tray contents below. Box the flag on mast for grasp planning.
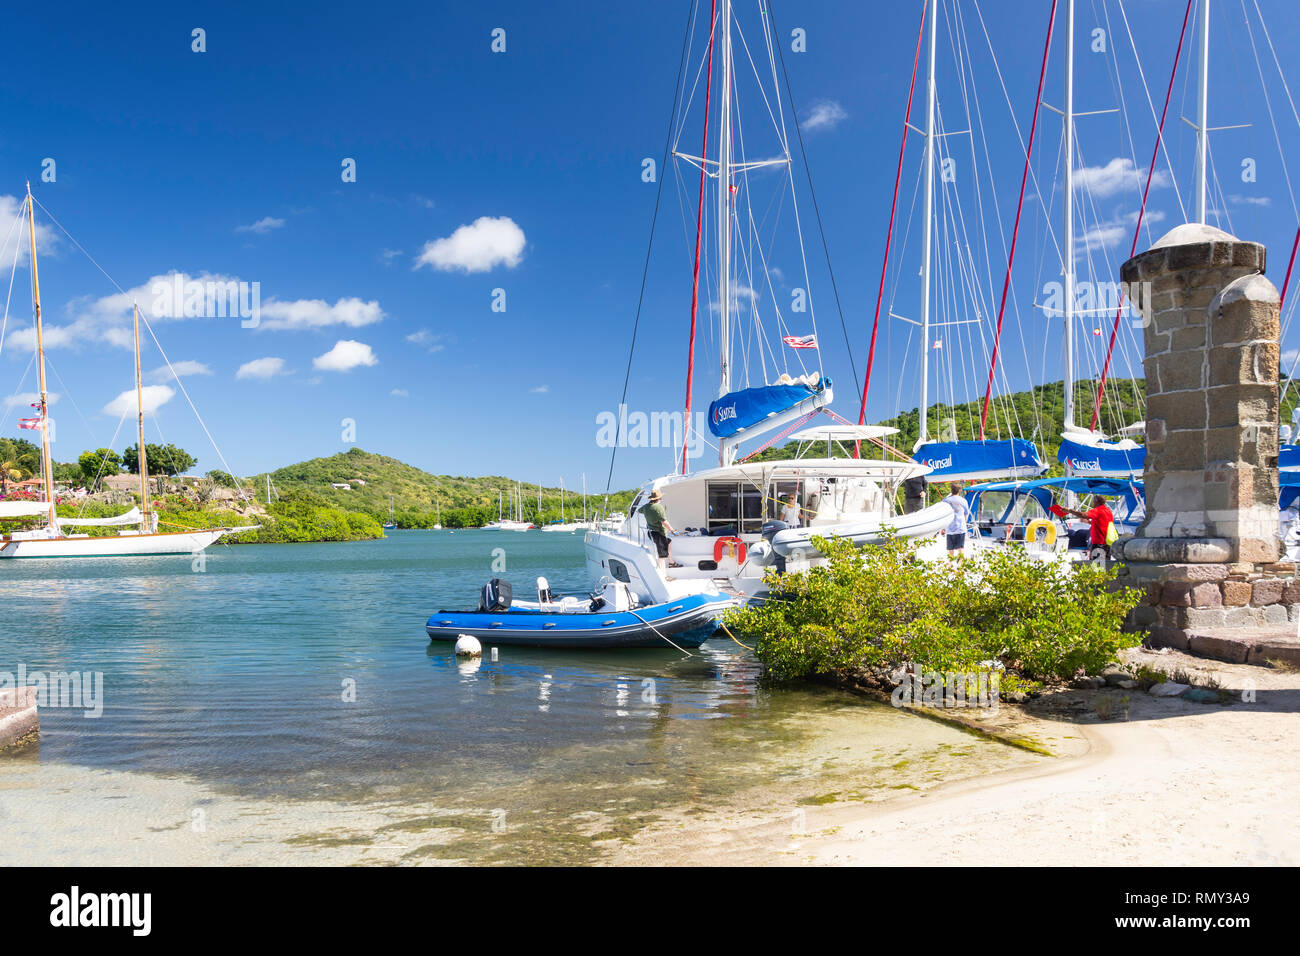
[782,334,817,350]
[17,418,43,430]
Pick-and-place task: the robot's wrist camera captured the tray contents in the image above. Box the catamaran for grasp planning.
[583,0,949,603]
[1,184,252,558]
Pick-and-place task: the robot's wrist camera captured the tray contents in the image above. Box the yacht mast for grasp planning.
[1193,0,1210,223]
[1062,0,1076,434]
[25,184,57,531]
[133,303,151,532]
[917,0,937,447]
[717,0,734,464]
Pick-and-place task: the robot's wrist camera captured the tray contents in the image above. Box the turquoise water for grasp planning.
[0,530,1027,863]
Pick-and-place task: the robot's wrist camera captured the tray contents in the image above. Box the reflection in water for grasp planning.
[0,531,1028,863]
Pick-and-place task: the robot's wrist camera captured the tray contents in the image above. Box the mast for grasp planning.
[582,473,588,522]
[717,0,734,465]
[1062,0,1076,434]
[133,303,151,531]
[25,184,57,532]
[560,478,566,523]
[1193,0,1209,223]
[917,0,937,447]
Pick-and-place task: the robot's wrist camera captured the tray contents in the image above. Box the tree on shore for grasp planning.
[123,443,196,477]
[79,448,122,491]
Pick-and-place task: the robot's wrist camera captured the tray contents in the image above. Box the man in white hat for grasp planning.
[640,488,676,570]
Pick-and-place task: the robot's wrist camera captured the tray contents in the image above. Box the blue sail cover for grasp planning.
[1280,442,1300,473]
[1057,436,1145,478]
[708,383,818,439]
[913,439,1047,481]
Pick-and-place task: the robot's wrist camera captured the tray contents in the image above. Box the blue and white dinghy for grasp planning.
[426,577,735,650]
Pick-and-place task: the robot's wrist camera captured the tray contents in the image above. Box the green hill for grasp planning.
[249,448,632,529]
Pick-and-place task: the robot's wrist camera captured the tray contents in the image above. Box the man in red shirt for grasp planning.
[1066,495,1115,560]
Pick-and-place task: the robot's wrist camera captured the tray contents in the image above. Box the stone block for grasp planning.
[1251,579,1285,605]
[1187,634,1250,664]
[1223,580,1252,605]
[1146,626,1190,650]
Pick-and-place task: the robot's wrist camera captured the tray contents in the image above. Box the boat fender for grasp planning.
[1024,518,1057,547]
[713,536,747,564]
[454,634,483,657]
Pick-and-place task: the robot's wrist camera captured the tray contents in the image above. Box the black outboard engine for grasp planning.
[761,519,789,574]
[478,578,513,612]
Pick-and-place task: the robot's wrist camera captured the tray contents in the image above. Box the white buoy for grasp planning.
[455,634,483,657]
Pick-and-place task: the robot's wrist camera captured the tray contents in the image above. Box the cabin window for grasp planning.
[706,481,764,535]
[608,559,631,583]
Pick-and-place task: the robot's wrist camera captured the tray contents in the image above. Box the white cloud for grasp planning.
[10,271,385,351]
[257,296,384,331]
[236,357,288,380]
[1230,194,1271,207]
[390,388,409,397]
[236,216,285,235]
[147,360,212,383]
[404,328,446,352]
[1079,209,1165,253]
[415,216,526,273]
[313,340,377,372]
[802,100,847,133]
[1073,157,1169,199]
[3,392,58,410]
[380,248,404,264]
[103,384,174,417]
[529,385,549,394]
[0,194,57,267]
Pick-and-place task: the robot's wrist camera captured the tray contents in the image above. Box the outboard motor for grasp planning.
[761,519,789,573]
[478,578,513,612]
[536,576,554,604]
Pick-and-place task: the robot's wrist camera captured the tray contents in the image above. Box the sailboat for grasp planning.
[584,0,949,604]
[542,477,582,532]
[433,499,442,531]
[0,184,252,558]
[383,495,396,530]
[497,482,532,531]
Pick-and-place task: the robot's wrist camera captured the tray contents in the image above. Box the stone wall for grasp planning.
[1115,223,1293,656]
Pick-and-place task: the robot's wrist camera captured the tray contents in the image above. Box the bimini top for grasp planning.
[787,424,899,443]
[965,476,1144,513]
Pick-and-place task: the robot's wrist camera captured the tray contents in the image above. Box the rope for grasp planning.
[978,0,1058,440]
[717,620,754,651]
[1090,0,1194,433]
[602,0,695,509]
[628,607,694,656]
[857,0,926,451]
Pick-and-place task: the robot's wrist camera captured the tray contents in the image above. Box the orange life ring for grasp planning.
[713,536,747,564]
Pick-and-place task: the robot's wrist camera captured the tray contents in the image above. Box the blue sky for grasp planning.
[3,0,1300,492]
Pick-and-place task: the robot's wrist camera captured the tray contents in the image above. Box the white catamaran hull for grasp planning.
[0,528,233,559]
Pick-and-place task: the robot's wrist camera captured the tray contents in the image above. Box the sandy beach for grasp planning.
[607,647,1300,865]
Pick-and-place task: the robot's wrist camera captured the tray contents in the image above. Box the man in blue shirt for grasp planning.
[943,482,970,555]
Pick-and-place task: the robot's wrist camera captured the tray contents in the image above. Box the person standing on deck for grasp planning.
[640,489,676,570]
[780,493,801,528]
[943,482,970,555]
[903,475,927,515]
[1065,495,1115,563]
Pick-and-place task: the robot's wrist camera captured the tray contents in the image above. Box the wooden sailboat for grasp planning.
[0,185,251,559]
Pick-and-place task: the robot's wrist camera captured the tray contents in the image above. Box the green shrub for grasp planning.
[727,535,1143,684]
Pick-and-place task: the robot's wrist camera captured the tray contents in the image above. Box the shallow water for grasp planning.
[0,530,1035,864]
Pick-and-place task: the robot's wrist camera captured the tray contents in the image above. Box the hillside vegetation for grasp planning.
[250,448,633,528]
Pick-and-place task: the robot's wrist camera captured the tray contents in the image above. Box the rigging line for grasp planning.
[605,0,696,499]
[0,205,26,364]
[1115,0,1188,221]
[1091,0,1193,433]
[858,0,925,443]
[769,0,853,395]
[1239,0,1296,218]
[979,0,1058,440]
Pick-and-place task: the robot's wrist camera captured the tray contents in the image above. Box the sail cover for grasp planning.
[1057,436,1145,479]
[707,382,821,439]
[56,507,143,527]
[1280,442,1300,473]
[914,439,1048,481]
[0,500,49,519]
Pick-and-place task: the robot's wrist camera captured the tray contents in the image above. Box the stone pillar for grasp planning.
[1117,223,1296,658]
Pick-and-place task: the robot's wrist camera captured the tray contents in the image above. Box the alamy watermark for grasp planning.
[1,664,103,718]
[595,404,708,458]
[150,275,261,328]
[1040,279,1154,329]
[890,666,1000,711]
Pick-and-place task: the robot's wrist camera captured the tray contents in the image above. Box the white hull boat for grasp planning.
[1,527,245,559]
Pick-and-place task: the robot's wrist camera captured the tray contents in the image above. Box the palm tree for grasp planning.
[0,457,29,494]
[0,438,36,495]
